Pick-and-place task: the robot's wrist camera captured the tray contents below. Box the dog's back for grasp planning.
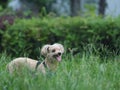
[6,57,38,74]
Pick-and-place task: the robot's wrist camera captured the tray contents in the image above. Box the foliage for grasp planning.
[0,0,8,8]
[0,16,120,58]
[20,0,55,13]
[0,52,120,90]
[0,5,3,11]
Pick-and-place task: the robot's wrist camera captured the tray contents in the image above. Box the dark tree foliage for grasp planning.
[0,0,8,8]
[21,0,55,13]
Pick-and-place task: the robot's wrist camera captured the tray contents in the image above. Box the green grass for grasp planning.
[0,52,120,90]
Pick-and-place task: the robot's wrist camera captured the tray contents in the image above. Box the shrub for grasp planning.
[1,16,120,58]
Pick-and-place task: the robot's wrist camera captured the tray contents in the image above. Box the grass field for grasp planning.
[0,52,120,90]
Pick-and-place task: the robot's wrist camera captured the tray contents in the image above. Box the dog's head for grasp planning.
[41,43,64,62]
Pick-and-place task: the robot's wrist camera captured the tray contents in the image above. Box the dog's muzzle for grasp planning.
[54,52,62,62]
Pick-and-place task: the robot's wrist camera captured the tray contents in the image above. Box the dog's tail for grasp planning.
[6,63,14,74]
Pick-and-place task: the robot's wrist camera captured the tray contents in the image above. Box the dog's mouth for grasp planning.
[54,54,61,62]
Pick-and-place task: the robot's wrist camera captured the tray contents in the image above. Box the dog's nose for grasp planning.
[58,52,61,56]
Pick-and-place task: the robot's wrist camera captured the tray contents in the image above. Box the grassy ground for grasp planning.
[0,52,120,90]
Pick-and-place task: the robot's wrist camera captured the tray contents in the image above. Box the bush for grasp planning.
[1,16,120,58]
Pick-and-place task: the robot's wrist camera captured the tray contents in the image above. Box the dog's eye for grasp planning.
[52,49,55,52]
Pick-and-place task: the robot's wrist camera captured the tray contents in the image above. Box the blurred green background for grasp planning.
[0,0,120,58]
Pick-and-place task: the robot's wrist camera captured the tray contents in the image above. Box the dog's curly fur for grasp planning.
[6,43,64,74]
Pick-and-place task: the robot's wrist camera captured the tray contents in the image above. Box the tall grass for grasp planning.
[0,52,120,90]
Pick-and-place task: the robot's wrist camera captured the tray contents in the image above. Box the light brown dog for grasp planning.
[6,43,64,74]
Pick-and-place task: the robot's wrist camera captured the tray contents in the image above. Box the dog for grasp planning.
[6,43,64,74]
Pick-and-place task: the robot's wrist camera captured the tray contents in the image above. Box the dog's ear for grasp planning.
[54,43,64,53]
[41,45,51,57]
